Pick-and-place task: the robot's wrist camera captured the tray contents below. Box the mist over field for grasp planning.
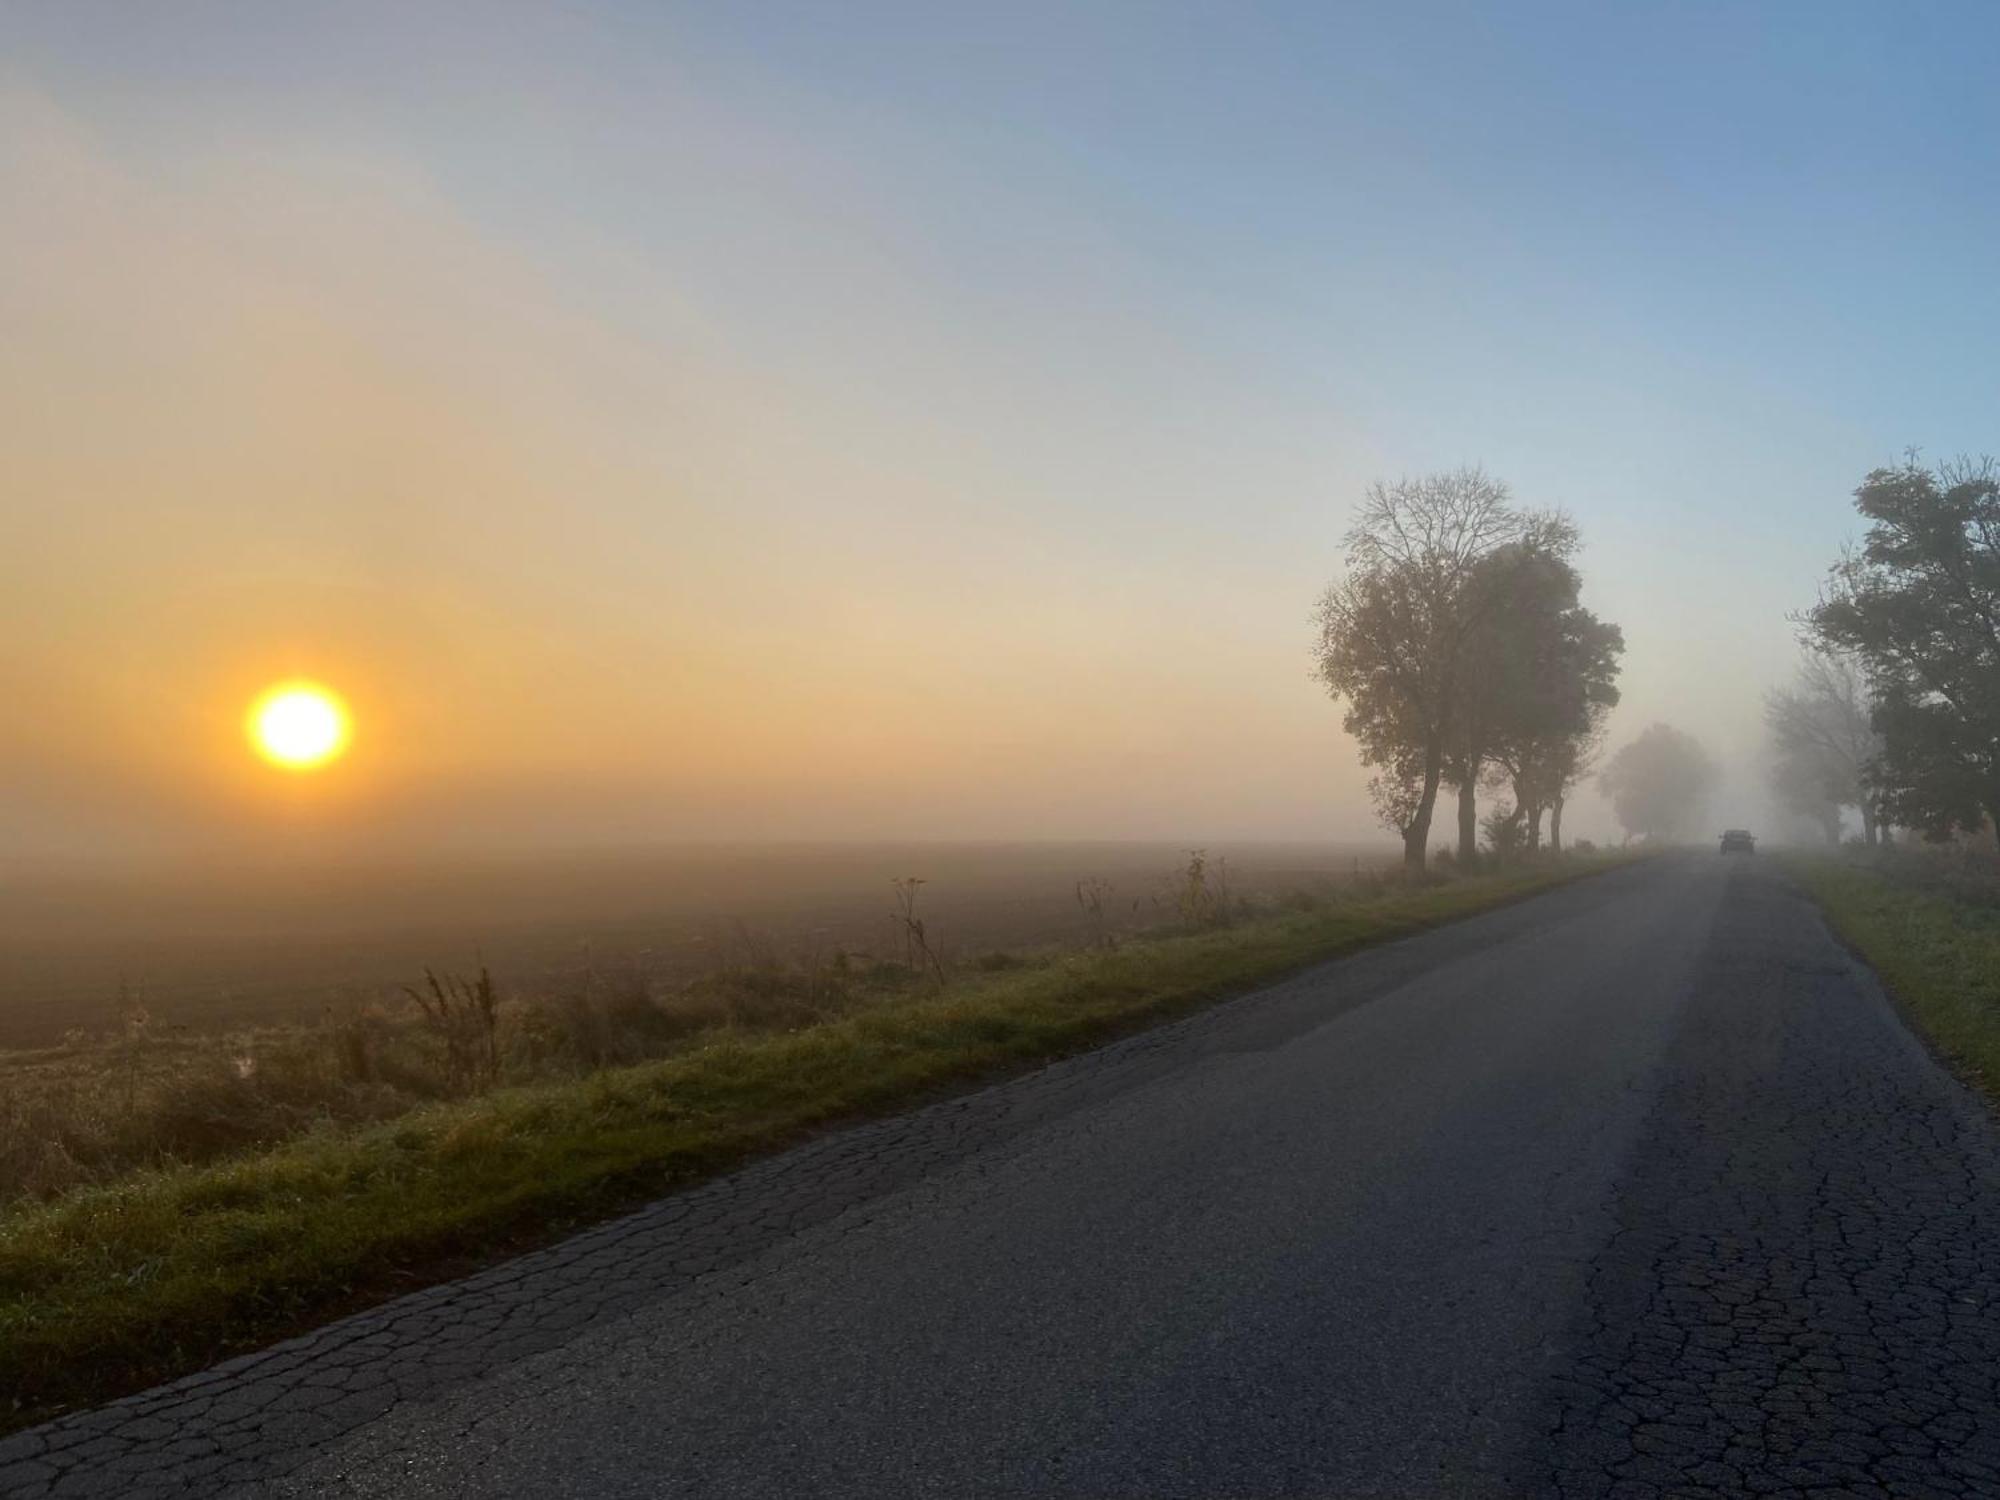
[5,1,1999,1044]
[17,12,2000,1487]
[0,840,1406,1047]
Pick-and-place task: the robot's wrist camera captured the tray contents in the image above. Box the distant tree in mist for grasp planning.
[1314,468,1531,868]
[1598,724,1717,843]
[1805,456,2000,842]
[1768,750,1844,846]
[1764,651,1881,845]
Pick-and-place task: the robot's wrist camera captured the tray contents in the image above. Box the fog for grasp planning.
[6,5,1996,883]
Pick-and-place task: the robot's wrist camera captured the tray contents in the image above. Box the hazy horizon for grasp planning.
[0,837,1413,1045]
[9,2,1998,862]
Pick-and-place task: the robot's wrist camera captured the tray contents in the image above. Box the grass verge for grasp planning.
[0,854,1627,1430]
[1786,854,2000,1100]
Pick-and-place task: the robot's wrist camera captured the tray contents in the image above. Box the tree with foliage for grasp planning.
[1806,456,2000,841]
[1597,723,1717,843]
[1476,549,1624,856]
[1764,651,1881,845]
[1479,796,1525,861]
[1315,468,1530,868]
[1480,711,1611,859]
[1444,524,1571,861]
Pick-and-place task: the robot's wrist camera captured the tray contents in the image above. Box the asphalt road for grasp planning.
[6,854,2000,1498]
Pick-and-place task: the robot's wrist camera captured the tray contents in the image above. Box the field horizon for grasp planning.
[0,839,1411,1048]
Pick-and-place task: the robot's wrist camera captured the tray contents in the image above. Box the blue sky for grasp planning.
[4,2,1996,849]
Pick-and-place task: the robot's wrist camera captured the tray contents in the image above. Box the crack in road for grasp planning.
[1534,873,2000,1499]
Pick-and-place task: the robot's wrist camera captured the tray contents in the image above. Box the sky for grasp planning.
[4,0,1998,859]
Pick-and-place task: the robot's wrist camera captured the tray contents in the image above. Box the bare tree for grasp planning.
[1764,650,1884,844]
[1769,748,1845,846]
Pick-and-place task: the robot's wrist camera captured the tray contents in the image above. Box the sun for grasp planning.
[247,681,352,771]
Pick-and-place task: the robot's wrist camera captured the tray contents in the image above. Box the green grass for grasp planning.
[1786,854,2000,1099]
[0,854,1625,1430]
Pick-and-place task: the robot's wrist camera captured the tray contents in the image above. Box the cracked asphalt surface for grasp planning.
[4,854,1999,1497]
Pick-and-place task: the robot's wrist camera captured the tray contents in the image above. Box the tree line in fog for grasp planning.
[1318,453,2000,861]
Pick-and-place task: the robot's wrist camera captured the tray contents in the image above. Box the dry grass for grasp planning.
[0,858,1431,1207]
[0,945,872,1206]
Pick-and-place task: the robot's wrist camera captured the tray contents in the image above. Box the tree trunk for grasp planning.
[1549,796,1564,852]
[1403,739,1444,869]
[1860,800,1878,847]
[1456,758,1479,867]
[1513,775,1542,852]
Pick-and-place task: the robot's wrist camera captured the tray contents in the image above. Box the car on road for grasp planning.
[1720,828,1756,854]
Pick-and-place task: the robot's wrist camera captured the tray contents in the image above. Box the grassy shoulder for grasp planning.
[0,853,1627,1430]
[1785,852,2000,1100]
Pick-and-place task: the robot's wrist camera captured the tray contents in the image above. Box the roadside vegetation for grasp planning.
[1789,848,2000,1099]
[1769,454,2000,1090]
[1309,469,1732,861]
[0,850,1626,1430]
[1313,468,1625,870]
